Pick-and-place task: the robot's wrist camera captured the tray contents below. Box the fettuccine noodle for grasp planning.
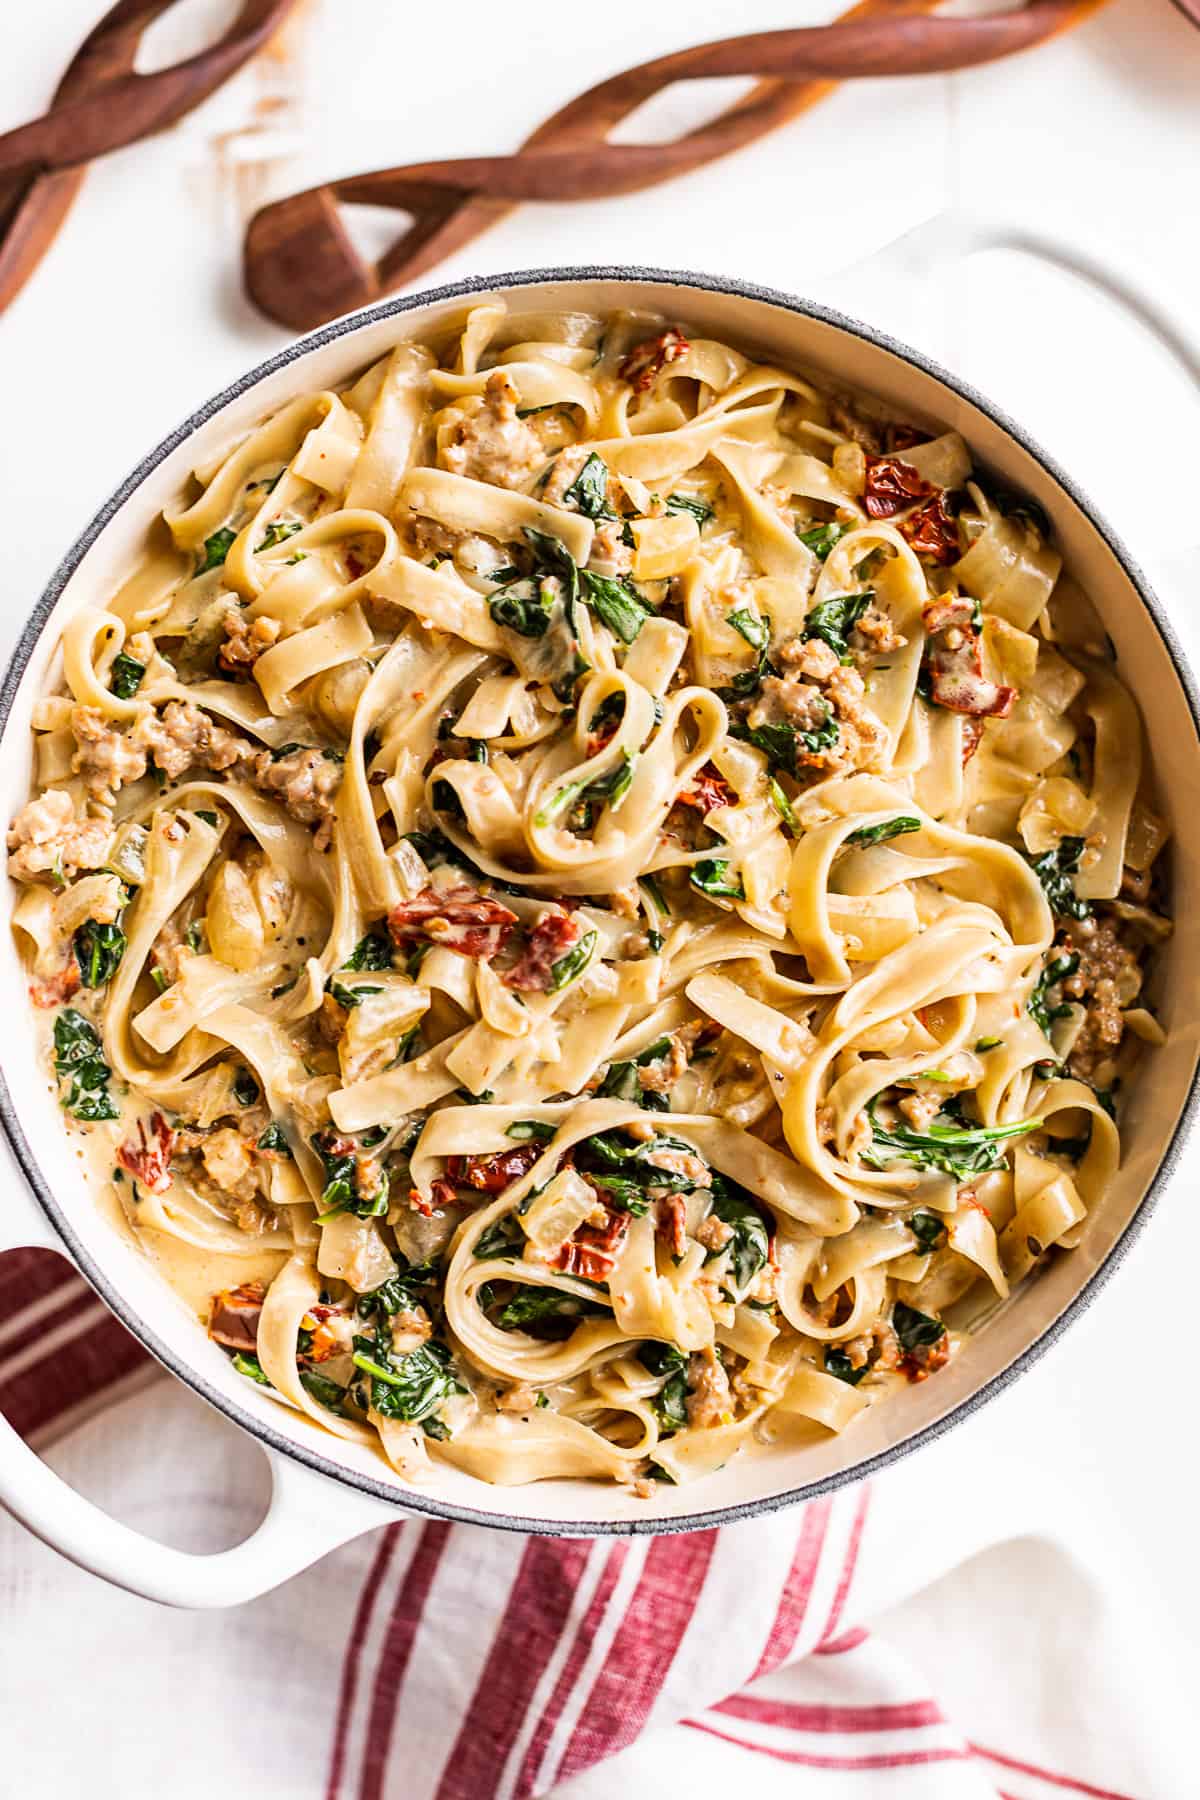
[7,306,1169,1492]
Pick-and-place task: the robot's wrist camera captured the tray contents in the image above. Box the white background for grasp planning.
[2,0,1199,1658]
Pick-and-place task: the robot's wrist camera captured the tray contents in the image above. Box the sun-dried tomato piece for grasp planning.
[898,493,960,565]
[208,1279,265,1351]
[862,454,937,520]
[29,960,81,1009]
[886,423,930,454]
[553,1209,629,1282]
[657,1193,687,1259]
[303,1303,354,1363]
[617,328,690,393]
[446,1142,544,1193]
[901,1331,951,1383]
[117,1111,175,1195]
[677,762,734,815]
[388,884,517,960]
[586,719,620,758]
[502,908,583,992]
[922,597,1016,720]
[960,717,985,765]
[922,595,975,635]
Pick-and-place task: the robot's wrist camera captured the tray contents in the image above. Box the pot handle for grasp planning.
[827,208,1200,383]
[0,1163,399,1607]
[0,1403,398,1606]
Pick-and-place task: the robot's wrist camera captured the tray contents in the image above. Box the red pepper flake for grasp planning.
[117,1111,175,1195]
[863,454,937,520]
[617,328,690,393]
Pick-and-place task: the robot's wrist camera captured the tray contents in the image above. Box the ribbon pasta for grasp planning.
[7,303,1168,1494]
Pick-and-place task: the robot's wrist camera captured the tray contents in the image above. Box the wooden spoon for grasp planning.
[0,0,296,315]
[244,0,1107,333]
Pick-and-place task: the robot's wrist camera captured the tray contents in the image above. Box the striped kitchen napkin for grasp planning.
[0,1245,1184,1800]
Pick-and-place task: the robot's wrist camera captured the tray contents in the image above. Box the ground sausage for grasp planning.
[7,789,114,884]
[439,370,544,490]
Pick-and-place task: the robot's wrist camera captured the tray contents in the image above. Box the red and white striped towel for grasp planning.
[0,1247,1186,1800]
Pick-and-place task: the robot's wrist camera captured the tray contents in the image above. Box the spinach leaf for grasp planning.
[198,527,237,573]
[824,1347,866,1386]
[707,1176,769,1294]
[474,1216,526,1260]
[907,1210,946,1253]
[580,1130,702,1193]
[312,1131,388,1221]
[233,1066,259,1107]
[345,931,393,971]
[550,929,597,991]
[797,520,849,561]
[258,520,302,550]
[489,580,553,638]
[585,1173,654,1215]
[892,1301,946,1352]
[864,1098,1041,1181]
[53,1009,118,1121]
[666,493,714,528]
[505,1120,556,1143]
[109,653,146,700]
[598,1036,675,1113]
[690,858,745,901]
[352,1337,461,1423]
[768,777,799,831]
[1026,837,1092,922]
[232,1351,271,1385]
[803,590,872,661]
[731,709,838,775]
[726,610,770,654]
[492,1287,604,1330]
[993,488,1051,538]
[580,570,651,644]
[563,452,615,520]
[73,920,126,988]
[846,816,920,848]
[256,1121,292,1156]
[358,1261,441,1319]
[1028,951,1080,1037]
[299,1369,346,1413]
[326,978,383,1010]
[638,1341,689,1430]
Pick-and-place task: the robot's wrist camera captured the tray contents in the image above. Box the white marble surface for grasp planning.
[2,0,1200,1652]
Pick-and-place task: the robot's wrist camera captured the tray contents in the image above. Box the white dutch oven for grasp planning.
[1,216,1198,1608]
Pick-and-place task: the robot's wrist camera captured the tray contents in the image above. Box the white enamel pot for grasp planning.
[1,215,1198,1607]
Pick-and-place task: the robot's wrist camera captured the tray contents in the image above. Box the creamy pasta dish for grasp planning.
[8,304,1170,1490]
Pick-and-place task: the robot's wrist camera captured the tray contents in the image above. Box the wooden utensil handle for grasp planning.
[0,0,296,316]
[243,0,1106,334]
